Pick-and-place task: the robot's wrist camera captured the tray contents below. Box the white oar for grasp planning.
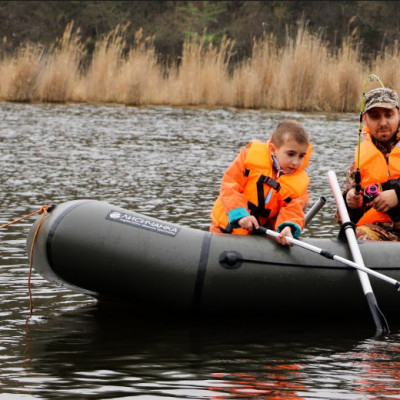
[328,170,390,335]
[258,226,400,289]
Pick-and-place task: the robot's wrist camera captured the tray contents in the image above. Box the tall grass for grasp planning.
[1,23,400,112]
[231,34,279,109]
[83,24,128,103]
[36,23,84,103]
[0,44,42,102]
[167,34,235,106]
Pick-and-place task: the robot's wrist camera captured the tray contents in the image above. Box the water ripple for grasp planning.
[0,103,397,399]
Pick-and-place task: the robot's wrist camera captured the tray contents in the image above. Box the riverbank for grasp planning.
[1,23,399,112]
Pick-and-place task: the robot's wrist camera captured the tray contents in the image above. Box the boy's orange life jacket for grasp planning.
[211,140,312,234]
[355,130,400,225]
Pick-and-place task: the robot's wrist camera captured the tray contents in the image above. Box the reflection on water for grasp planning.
[1,102,399,399]
[17,304,400,399]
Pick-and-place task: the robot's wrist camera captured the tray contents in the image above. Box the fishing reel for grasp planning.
[362,183,380,202]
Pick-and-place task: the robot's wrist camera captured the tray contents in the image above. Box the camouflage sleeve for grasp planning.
[342,162,356,194]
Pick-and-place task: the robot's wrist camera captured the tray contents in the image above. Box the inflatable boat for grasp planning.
[26,199,400,320]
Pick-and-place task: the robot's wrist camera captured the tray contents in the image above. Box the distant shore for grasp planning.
[1,23,398,112]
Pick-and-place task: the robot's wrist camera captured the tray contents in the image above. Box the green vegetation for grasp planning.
[2,1,400,61]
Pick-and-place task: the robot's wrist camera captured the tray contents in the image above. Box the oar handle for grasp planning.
[259,227,323,253]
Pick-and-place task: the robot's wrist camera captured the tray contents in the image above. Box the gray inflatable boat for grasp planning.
[26,199,400,319]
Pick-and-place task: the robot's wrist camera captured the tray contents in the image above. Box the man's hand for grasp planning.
[346,188,363,209]
[371,189,399,213]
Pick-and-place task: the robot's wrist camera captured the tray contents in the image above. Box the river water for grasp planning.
[1,102,400,399]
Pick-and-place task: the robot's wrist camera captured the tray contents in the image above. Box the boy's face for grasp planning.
[270,138,308,174]
[363,107,400,142]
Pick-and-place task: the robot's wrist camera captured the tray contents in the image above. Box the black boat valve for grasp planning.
[219,250,243,269]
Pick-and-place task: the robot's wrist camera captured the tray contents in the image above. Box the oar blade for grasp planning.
[365,292,390,336]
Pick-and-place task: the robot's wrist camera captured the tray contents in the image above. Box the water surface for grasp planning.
[0,103,398,399]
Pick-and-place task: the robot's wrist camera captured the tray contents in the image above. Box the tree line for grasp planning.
[1,1,400,64]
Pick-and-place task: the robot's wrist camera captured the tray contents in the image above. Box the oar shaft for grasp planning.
[328,171,373,291]
[260,227,400,288]
[305,196,326,226]
[328,169,389,335]
[332,254,399,287]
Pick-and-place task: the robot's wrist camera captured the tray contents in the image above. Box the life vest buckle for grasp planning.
[263,176,281,191]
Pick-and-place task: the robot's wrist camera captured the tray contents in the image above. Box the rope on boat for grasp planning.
[0,205,52,314]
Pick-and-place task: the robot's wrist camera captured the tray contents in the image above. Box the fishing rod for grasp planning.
[355,74,385,195]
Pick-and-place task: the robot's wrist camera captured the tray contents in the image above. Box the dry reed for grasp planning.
[1,23,400,112]
[117,28,163,105]
[231,34,279,109]
[35,23,85,103]
[83,24,128,103]
[168,34,235,106]
[0,44,42,102]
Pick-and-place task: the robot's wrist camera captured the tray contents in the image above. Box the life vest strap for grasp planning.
[248,201,271,218]
[247,174,279,219]
[222,223,233,233]
[262,175,281,191]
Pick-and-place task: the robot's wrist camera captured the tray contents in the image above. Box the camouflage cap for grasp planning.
[364,87,399,112]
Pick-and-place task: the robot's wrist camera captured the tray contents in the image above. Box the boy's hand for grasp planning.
[238,216,259,232]
[276,226,293,246]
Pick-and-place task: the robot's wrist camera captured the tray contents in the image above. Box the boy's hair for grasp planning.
[270,120,309,147]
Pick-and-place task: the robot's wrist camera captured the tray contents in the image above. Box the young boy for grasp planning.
[210,120,312,246]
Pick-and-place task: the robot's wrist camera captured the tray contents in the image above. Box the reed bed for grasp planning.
[1,23,399,112]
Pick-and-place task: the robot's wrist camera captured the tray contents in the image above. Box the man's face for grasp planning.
[363,107,400,142]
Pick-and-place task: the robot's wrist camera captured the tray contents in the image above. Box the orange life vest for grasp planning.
[211,140,311,234]
[355,131,400,225]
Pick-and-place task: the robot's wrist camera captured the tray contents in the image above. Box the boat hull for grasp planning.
[27,200,400,319]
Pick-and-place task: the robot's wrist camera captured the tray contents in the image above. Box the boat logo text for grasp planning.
[106,210,180,237]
